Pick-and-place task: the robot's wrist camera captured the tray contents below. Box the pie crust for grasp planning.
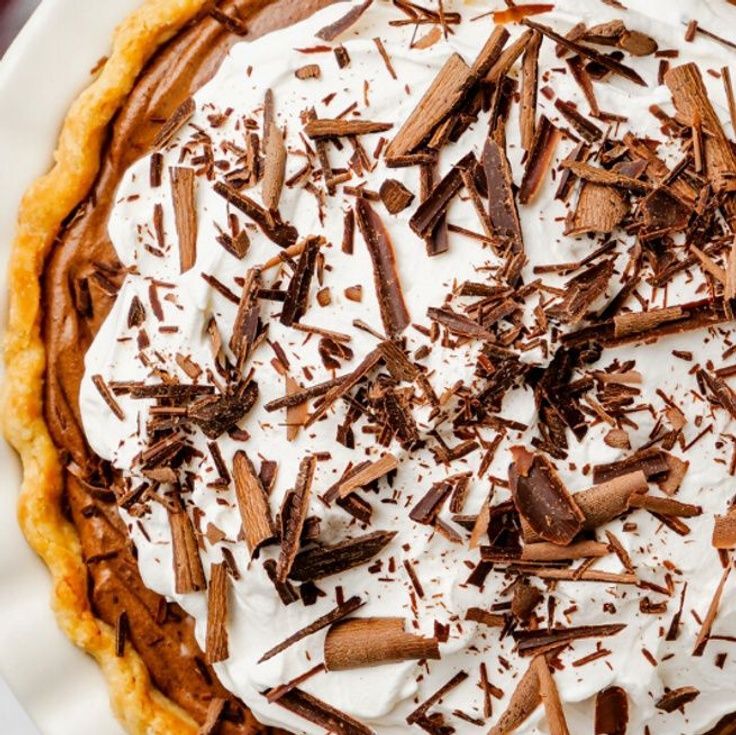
[0,2,227,732]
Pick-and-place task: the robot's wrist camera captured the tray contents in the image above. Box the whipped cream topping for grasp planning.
[80,1,736,732]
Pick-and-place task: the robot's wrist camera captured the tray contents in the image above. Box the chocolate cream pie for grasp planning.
[7,0,736,733]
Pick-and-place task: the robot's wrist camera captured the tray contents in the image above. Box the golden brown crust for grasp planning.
[1,1,217,732]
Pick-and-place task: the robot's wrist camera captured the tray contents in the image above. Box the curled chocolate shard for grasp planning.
[324,617,440,670]
[509,447,585,546]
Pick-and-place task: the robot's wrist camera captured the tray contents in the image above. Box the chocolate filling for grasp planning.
[42,1,334,730]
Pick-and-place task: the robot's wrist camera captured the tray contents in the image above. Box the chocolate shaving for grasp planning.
[698,368,736,421]
[266,663,325,703]
[305,347,382,427]
[713,511,736,549]
[259,595,363,662]
[296,64,321,80]
[277,455,316,582]
[466,607,505,628]
[487,658,541,735]
[521,539,610,562]
[519,116,561,205]
[385,23,509,157]
[205,562,229,663]
[170,167,198,273]
[115,611,128,657]
[512,580,543,624]
[554,99,603,142]
[334,453,398,499]
[666,63,736,222]
[188,381,258,438]
[262,121,287,211]
[573,470,648,530]
[289,530,396,582]
[410,152,475,239]
[232,450,276,554]
[533,656,570,735]
[316,0,372,41]
[281,236,321,326]
[385,53,472,159]
[410,479,453,525]
[305,118,393,138]
[520,31,542,151]
[199,699,226,735]
[492,3,554,23]
[525,19,647,86]
[592,449,670,484]
[168,505,206,594]
[427,306,495,342]
[355,199,410,338]
[285,376,308,441]
[628,493,701,518]
[91,374,125,420]
[595,687,628,735]
[560,160,651,193]
[273,688,372,735]
[655,686,700,713]
[214,181,298,247]
[324,617,440,670]
[509,447,585,545]
[515,623,626,657]
[693,565,731,656]
[265,375,343,412]
[406,671,469,728]
[264,558,299,605]
[380,179,415,214]
[230,268,261,368]
[567,183,629,236]
[154,97,195,148]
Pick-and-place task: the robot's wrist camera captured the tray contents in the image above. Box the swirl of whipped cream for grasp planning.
[81,1,736,732]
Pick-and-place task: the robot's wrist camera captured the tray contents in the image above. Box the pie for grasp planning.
[6,0,736,733]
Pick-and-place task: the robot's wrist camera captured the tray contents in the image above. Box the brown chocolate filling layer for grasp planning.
[42,1,333,731]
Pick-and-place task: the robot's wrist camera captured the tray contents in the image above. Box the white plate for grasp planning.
[0,2,144,733]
